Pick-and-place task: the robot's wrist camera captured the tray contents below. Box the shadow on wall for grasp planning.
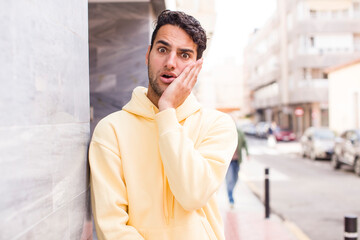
[88,2,151,134]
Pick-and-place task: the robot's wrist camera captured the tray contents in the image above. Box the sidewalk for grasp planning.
[217,178,302,240]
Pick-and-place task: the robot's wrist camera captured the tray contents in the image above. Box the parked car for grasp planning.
[241,123,256,136]
[331,129,360,176]
[300,127,336,160]
[255,121,270,138]
[274,127,296,142]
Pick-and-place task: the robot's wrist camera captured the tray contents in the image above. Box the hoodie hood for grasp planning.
[123,86,202,121]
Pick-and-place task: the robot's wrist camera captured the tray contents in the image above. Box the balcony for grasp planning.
[289,79,328,104]
[253,94,280,109]
[252,81,280,109]
[248,69,280,91]
[289,53,360,70]
[290,19,360,35]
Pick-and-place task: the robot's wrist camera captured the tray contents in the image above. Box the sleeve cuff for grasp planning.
[155,108,181,135]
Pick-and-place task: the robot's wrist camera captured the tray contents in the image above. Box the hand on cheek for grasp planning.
[158,58,203,111]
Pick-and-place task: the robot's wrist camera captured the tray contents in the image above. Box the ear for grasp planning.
[145,45,151,66]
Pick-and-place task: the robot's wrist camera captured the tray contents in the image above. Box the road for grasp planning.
[241,136,360,240]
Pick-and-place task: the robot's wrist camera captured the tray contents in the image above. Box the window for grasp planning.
[354,34,360,51]
[331,10,339,19]
[287,13,293,30]
[288,43,294,60]
[303,68,309,79]
[310,10,317,18]
[321,109,329,127]
[311,68,322,79]
[310,37,315,47]
[354,2,360,18]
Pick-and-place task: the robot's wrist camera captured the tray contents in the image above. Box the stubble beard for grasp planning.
[147,58,164,97]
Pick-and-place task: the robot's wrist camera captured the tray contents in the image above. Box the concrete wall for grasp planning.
[89,2,151,132]
[329,61,360,134]
[0,1,91,239]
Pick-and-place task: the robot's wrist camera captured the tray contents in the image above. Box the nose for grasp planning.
[165,52,176,70]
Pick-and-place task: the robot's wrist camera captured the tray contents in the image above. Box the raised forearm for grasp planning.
[156,109,237,210]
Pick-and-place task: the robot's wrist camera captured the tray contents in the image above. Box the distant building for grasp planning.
[197,57,243,112]
[327,58,360,134]
[175,0,216,47]
[243,0,360,136]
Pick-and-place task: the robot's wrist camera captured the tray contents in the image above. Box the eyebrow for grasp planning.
[156,40,171,47]
[179,48,195,54]
[156,40,195,54]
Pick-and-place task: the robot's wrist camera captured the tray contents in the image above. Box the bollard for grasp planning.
[265,168,270,219]
[345,215,358,240]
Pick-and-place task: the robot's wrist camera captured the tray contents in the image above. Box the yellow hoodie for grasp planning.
[89,87,237,240]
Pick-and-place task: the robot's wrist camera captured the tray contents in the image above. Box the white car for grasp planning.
[300,127,335,160]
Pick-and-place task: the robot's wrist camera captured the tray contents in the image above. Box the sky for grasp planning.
[206,0,277,67]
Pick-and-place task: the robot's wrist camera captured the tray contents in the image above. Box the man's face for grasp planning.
[146,24,197,97]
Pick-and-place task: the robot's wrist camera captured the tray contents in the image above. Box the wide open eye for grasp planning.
[158,47,166,53]
[181,53,190,59]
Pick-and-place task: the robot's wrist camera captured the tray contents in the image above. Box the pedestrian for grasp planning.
[89,10,238,240]
[226,125,249,208]
[267,121,277,147]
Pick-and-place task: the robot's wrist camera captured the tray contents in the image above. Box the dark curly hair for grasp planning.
[150,10,207,60]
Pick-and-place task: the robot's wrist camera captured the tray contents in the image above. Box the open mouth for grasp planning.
[160,72,177,83]
[162,74,173,79]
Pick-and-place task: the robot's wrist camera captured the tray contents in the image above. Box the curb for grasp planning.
[243,178,312,240]
[284,221,312,240]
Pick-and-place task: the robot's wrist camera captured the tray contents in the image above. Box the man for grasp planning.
[89,10,237,240]
[225,126,249,208]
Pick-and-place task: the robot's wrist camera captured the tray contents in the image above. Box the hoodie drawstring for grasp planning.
[163,170,174,224]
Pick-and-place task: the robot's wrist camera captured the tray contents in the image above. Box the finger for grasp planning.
[183,59,201,83]
[185,59,203,86]
[190,61,202,83]
[188,65,202,89]
[177,62,196,82]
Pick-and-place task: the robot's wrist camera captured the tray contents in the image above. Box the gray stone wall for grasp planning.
[89,2,151,132]
[0,1,91,239]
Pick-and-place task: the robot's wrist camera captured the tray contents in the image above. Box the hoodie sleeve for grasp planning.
[155,108,238,211]
[89,120,144,240]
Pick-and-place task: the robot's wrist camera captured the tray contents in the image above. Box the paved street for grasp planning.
[242,136,360,240]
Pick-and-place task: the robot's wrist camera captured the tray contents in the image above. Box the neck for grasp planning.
[146,86,160,109]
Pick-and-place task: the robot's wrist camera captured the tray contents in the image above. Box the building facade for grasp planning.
[328,59,360,134]
[0,1,91,239]
[243,0,360,136]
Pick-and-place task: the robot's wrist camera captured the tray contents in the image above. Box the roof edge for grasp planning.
[325,58,360,74]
